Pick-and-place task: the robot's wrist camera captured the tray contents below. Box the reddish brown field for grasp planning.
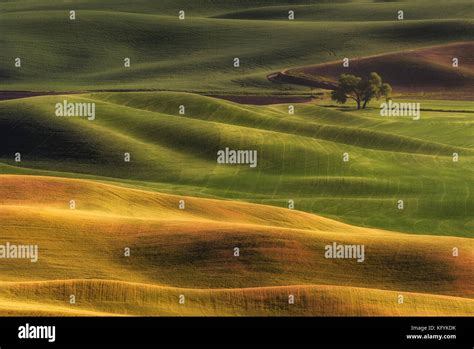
[271,42,474,99]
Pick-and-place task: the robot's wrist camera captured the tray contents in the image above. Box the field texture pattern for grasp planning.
[0,0,472,316]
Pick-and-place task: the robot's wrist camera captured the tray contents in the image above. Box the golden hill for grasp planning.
[0,175,472,316]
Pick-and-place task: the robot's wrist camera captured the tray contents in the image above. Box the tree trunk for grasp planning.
[362,100,368,109]
[356,100,361,109]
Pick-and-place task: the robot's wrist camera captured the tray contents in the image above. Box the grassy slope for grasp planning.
[0,1,473,92]
[0,175,472,316]
[0,0,359,16]
[280,42,474,99]
[2,281,473,316]
[0,92,472,237]
[214,1,474,21]
[0,0,472,316]
[2,0,470,17]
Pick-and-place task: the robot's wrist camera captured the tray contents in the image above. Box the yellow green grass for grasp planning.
[0,175,472,316]
[1,281,473,316]
[1,93,472,237]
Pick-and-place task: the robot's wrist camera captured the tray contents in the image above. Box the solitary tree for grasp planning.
[331,72,391,109]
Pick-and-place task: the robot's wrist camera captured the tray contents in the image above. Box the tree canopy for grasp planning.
[331,72,392,109]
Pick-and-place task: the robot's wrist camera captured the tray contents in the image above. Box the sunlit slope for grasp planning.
[0,175,472,316]
[1,281,473,316]
[1,7,473,92]
[0,93,472,236]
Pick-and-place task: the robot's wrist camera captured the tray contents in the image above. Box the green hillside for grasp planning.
[0,0,473,92]
[1,92,472,237]
[2,0,472,17]
[0,0,472,318]
[214,2,474,21]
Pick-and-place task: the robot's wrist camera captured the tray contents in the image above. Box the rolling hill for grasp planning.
[274,42,474,98]
[0,175,472,316]
[0,0,472,318]
[0,92,472,237]
[0,0,473,92]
